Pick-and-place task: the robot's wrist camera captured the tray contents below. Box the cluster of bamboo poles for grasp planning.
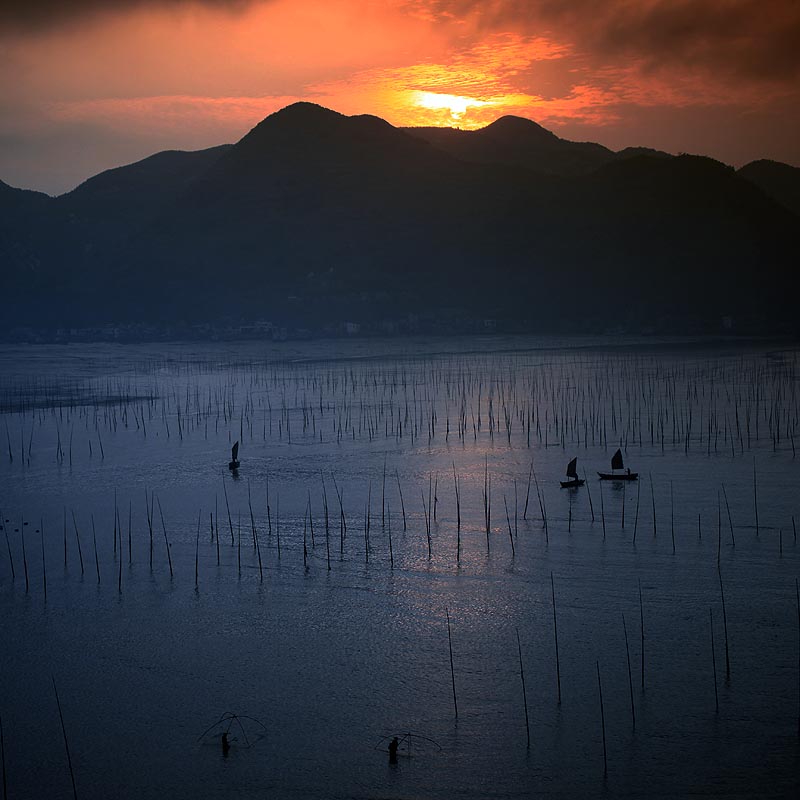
[2,349,798,469]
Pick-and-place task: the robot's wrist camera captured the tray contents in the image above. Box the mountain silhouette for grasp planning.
[1,103,797,337]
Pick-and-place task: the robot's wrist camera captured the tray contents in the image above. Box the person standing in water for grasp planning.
[221,731,230,756]
[388,736,399,764]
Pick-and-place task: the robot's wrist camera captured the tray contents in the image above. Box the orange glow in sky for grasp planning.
[0,0,798,193]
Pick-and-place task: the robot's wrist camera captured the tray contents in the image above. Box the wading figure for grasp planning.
[221,731,230,756]
[388,736,399,764]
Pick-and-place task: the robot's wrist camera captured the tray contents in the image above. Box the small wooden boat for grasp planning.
[597,448,637,480]
[228,441,240,471]
[560,457,585,488]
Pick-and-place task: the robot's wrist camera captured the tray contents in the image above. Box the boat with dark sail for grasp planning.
[228,441,240,471]
[560,457,585,488]
[597,448,637,480]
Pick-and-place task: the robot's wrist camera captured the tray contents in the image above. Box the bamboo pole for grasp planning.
[52,677,79,800]
[446,608,458,719]
[551,571,562,705]
[515,628,531,749]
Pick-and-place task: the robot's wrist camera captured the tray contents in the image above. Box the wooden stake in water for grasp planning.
[599,480,606,540]
[156,496,174,578]
[670,481,675,553]
[388,503,393,569]
[52,677,79,800]
[515,627,531,749]
[1,512,14,581]
[753,458,759,537]
[584,470,595,522]
[71,511,84,575]
[21,520,29,593]
[623,613,635,729]
[718,568,730,681]
[721,483,735,547]
[40,519,47,602]
[195,510,201,589]
[650,474,657,538]
[395,470,406,532]
[597,661,607,776]
[1,710,7,800]
[795,577,799,739]
[639,578,645,690]
[633,479,641,544]
[90,515,100,585]
[446,607,458,719]
[710,608,719,712]
[551,571,562,705]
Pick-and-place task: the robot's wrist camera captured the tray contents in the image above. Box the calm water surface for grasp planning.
[1,336,798,798]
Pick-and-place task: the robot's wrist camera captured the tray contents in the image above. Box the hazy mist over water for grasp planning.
[1,336,798,798]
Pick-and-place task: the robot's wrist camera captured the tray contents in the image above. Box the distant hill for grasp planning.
[738,159,800,217]
[0,104,797,338]
[404,116,671,176]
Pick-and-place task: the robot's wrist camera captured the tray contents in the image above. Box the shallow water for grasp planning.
[1,336,798,798]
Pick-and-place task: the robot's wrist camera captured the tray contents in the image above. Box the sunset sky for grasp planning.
[1,0,798,194]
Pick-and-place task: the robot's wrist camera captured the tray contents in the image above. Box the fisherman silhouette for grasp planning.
[221,731,230,756]
[388,736,399,764]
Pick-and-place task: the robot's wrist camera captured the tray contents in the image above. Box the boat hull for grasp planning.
[597,472,638,481]
[560,479,585,488]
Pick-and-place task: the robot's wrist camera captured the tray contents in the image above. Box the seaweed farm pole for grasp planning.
[718,568,731,681]
[597,661,608,777]
[632,479,641,545]
[395,470,407,533]
[599,481,606,540]
[382,459,386,529]
[63,507,68,568]
[504,495,516,557]
[195,510,201,589]
[40,519,47,603]
[21,520,29,593]
[222,476,234,546]
[584,471,595,522]
[796,577,799,739]
[1,710,7,800]
[90,515,100,585]
[117,518,122,594]
[453,462,461,562]
[721,483,735,547]
[446,608,458,719]
[650,474,657,538]
[145,491,154,570]
[515,627,531,749]
[156,497,174,578]
[670,481,675,553]
[2,511,14,580]
[71,511,84,575]
[523,462,533,520]
[52,677,78,800]
[551,571,562,705]
[623,613,635,729]
[127,501,132,566]
[710,609,719,712]
[388,503,393,569]
[639,578,645,690]
[717,492,722,566]
[323,478,331,571]
[753,458,759,537]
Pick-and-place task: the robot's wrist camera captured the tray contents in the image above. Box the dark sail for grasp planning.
[231,441,239,462]
[611,449,623,470]
[566,457,578,478]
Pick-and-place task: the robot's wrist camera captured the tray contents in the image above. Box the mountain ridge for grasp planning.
[1,103,797,338]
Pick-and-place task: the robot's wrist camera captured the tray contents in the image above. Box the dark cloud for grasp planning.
[0,0,255,33]
[417,0,800,85]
